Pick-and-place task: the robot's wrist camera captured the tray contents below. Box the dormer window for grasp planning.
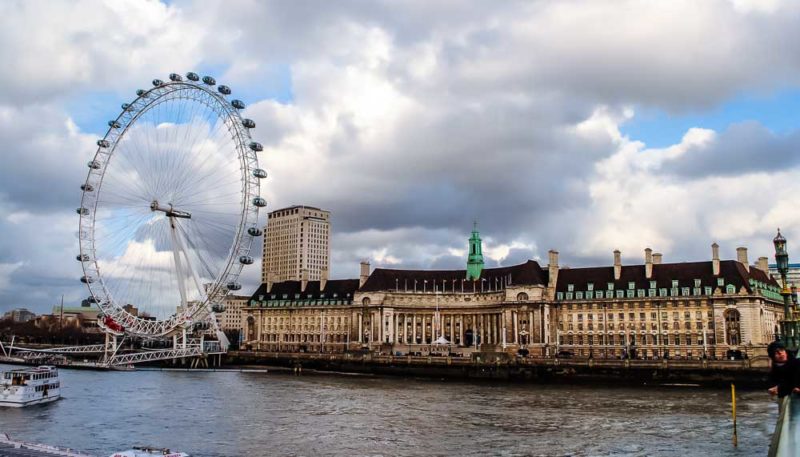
[628,282,635,290]
[671,280,679,288]
[607,283,614,290]
[717,278,725,286]
[650,281,656,289]
[694,279,701,288]
[567,284,575,292]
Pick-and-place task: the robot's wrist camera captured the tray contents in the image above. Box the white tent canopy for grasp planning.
[433,336,450,345]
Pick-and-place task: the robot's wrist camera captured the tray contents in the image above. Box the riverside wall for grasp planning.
[226,351,771,387]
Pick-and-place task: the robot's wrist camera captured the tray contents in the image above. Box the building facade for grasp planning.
[242,230,785,359]
[218,294,248,331]
[2,308,35,323]
[262,206,331,283]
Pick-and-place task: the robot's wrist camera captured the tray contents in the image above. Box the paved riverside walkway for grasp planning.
[769,395,800,457]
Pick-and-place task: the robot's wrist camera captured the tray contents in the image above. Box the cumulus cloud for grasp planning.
[3,0,800,315]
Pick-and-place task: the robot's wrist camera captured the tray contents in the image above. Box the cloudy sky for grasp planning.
[2,0,800,315]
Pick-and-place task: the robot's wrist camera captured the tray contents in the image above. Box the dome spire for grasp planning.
[466,221,484,280]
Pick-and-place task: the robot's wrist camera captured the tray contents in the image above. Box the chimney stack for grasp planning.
[266,271,275,293]
[645,248,653,279]
[653,253,662,265]
[757,256,769,274]
[736,247,749,272]
[360,260,371,288]
[712,243,720,276]
[320,267,328,291]
[547,250,559,298]
[301,269,309,292]
[613,250,622,280]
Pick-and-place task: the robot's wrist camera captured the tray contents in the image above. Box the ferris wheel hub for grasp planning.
[150,200,191,219]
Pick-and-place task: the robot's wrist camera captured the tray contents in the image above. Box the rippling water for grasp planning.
[0,364,777,456]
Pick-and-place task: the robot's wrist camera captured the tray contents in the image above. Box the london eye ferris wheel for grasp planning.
[77,72,267,338]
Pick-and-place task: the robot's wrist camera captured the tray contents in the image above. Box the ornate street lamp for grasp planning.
[773,229,799,353]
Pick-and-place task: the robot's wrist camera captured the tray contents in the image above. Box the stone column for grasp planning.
[513,311,518,344]
[412,314,417,344]
[358,313,363,343]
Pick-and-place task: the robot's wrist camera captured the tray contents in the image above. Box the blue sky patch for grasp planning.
[622,88,800,148]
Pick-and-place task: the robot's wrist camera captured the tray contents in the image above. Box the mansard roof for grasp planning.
[555,260,779,293]
[360,260,548,292]
[249,279,360,303]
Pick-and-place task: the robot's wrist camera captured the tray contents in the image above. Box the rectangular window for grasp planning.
[672,280,679,288]
[650,280,657,289]
[717,278,725,286]
[567,284,574,292]
[576,291,584,300]
[682,287,690,296]
[628,282,635,290]
[637,289,645,298]
[587,282,594,291]
[586,291,594,299]
[616,290,624,298]
[608,282,614,290]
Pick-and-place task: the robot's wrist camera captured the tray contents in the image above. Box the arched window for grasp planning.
[517,292,529,301]
[725,309,741,346]
[362,297,371,306]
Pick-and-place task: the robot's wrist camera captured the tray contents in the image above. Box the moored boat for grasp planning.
[109,446,189,457]
[0,365,61,407]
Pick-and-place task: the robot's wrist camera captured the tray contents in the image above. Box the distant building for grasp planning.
[218,295,248,331]
[3,308,35,323]
[47,304,101,332]
[243,227,786,360]
[262,205,330,283]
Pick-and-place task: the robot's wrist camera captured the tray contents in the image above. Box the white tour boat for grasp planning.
[109,447,189,457]
[0,365,61,407]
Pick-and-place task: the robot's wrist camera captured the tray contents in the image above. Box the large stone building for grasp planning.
[262,205,331,283]
[242,229,785,359]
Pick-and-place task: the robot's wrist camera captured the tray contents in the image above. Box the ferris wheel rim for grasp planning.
[77,75,264,337]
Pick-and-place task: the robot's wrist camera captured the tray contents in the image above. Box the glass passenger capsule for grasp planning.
[87,296,99,304]
[87,160,101,169]
[252,197,267,207]
[80,183,94,192]
[242,118,256,128]
[202,75,216,85]
[226,281,242,291]
[217,85,231,95]
[121,103,132,111]
[169,73,183,82]
[152,79,163,87]
[186,72,200,81]
[136,89,147,96]
[80,276,94,284]
[247,227,263,237]
[253,168,267,179]
[231,99,246,109]
[108,120,121,128]
[76,254,90,261]
[211,304,226,313]
[76,207,89,215]
[97,139,110,148]
[239,255,254,265]
[249,142,263,152]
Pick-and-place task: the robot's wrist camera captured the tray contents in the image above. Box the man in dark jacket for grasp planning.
[767,341,800,398]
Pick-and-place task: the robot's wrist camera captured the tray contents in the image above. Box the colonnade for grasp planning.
[356,308,549,347]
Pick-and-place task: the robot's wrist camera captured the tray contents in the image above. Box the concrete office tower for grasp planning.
[262,205,331,283]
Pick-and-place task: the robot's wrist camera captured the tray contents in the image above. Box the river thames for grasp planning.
[0,364,778,456]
